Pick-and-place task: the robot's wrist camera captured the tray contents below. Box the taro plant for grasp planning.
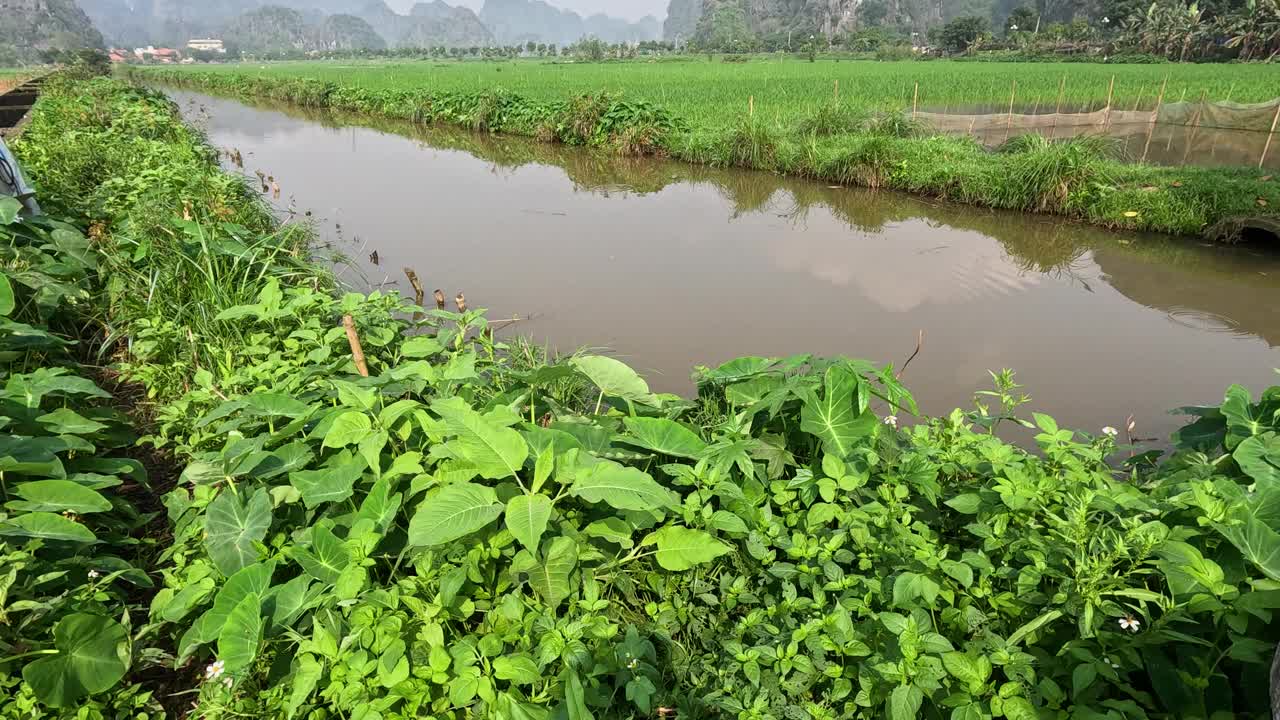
[0,199,156,710]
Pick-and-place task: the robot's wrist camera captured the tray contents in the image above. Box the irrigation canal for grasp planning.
[167,87,1280,442]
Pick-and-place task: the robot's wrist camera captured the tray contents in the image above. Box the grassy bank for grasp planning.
[131,65,1279,239]
[4,75,1280,720]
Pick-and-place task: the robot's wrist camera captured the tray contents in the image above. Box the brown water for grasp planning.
[168,89,1280,442]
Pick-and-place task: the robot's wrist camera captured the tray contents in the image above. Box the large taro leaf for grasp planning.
[800,365,875,459]
[22,614,128,708]
[10,479,111,514]
[1221,384,1264,448]
[643,525,730,571]
[408,482,503,547]
[289,456,365,509]
[506,494,553,551]
[569,458,679,512]
[205,488,273,576]
[571,355,654,405]
[431,397,528,480]
[218,592,263,674]
[1233,433,1280,488]
[195,561,276,645]
[0,511,96,542]
[1212,477,1280,582]
[0,273,15,317]
[289,524,350,584]
[619,417,707,459]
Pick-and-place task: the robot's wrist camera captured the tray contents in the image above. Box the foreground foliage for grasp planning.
[132,66,1279,238]
[2,76,1279,720]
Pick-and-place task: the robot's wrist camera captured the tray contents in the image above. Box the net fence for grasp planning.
[916,98,1280,169]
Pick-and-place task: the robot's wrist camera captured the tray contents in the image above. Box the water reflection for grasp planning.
[166,89,1280,441]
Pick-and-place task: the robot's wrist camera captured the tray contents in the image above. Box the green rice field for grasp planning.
[169,57,1280,126]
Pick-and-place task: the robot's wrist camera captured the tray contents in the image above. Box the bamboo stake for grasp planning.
[1004,79,1017,143]
[1102,75,1115,129]
[342,315,369,377]
[1141,76,1167,163]
[912,81,919,120]
[1182,89,1208,166]
[834,79,839,101]
[1132,84,1145,112]
[403,267,425,306]
[1260,101,1280,168]
[748,95,754,117]
[433,289,446,309]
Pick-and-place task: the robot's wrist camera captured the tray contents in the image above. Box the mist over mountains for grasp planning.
[69,0,662,51]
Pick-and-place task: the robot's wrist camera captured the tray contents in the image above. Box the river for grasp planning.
[167,88,1280,443]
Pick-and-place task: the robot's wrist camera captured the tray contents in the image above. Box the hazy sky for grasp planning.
[385,0,669,21]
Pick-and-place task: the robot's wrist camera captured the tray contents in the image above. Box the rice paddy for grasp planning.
[159,57,1280,127]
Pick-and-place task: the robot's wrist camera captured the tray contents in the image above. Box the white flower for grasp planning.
[223,677,233,689]
[205,660,225,680]
[1118,616,1140,632]
[627,658,639,670]
[883,415,898,429]
[1102,426,1118,438]
[87,570,100,579]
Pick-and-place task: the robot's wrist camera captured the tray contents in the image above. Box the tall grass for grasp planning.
[13,77,325,396]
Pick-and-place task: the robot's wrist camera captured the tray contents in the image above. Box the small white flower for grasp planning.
[87,570,100,579]
[627,658,639,670]
[1118,616,1140,632]
[223,677,233,689]
[883,415,898,429]
[205,660,225,680]
[1102,426,1118,438]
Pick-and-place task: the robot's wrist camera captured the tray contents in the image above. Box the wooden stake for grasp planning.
[748,95,754,117]
[1004,79,1017,143]
[403,267,425,306]
[1055,75,1065,113]
[834,79,839,101]
[433,289,446,309]
[912,81,919,120]
[1132,84,1145,112]
[1141,76,1167,163]
[1102,75,1115,129]
[342,315,369,377]
[1260,101,1280,168]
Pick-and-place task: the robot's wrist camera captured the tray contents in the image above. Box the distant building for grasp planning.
[187,39,226,54]
[108,49,130,63]
[134,46,182,63]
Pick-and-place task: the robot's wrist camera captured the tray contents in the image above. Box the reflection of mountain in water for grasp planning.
[169,87,1280,350]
